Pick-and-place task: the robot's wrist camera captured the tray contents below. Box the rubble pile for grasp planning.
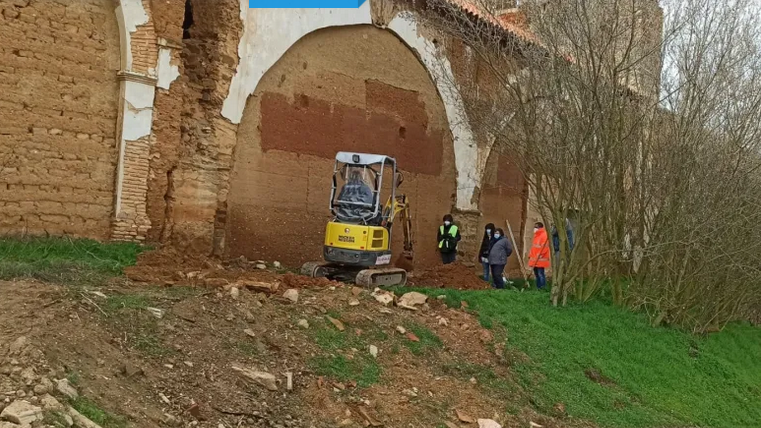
[0,337,100,428]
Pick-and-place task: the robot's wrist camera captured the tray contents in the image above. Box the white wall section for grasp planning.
[157,47,180,89]
[122,81,156,140]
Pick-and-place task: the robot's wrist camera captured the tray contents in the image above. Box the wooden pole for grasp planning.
[506,219,529,284]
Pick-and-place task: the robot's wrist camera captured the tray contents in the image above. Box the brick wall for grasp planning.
[0,0,121,238]
[129,0,158,75]
[109,0,161,242]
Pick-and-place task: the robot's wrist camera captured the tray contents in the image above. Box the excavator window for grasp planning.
[334,166,381,224]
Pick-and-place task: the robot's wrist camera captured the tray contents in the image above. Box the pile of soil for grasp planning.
[409,262,489,290]
[124,248,280,287]
[280,272,338,289]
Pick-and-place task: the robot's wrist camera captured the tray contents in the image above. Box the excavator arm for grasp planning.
[382,193,414,264]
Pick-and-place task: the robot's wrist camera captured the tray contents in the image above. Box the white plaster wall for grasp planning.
[223,0,487,211]
[115,80,155,216]
[157,47,180,89]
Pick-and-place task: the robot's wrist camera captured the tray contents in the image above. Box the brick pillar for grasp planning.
[111,0,159,242]
[111,72,157,242]
[453,208,482,266]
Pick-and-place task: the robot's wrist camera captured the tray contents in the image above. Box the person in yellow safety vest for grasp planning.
[437,214,462,264]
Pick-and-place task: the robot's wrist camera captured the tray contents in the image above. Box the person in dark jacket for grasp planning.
[488,228,513,289]
[478,223,496,281]
[437,214,461,264]
[551,218,574,263]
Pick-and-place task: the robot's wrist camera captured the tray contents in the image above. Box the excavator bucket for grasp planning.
[394,250,414,272]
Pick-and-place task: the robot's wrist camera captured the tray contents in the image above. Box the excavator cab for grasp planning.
[301,152,413,286]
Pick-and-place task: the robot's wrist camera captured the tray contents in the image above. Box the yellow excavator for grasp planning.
[300,152,414,287]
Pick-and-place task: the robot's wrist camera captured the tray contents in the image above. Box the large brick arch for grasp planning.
[221,5,485,213]
[225,24,458,269]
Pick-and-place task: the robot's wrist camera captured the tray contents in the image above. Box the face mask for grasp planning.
[444,221,451,226]
[494,233,501,239]
[486,229,492,235]
[533,228,539,233]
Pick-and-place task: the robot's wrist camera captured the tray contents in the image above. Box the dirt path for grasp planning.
[0,274,577,428]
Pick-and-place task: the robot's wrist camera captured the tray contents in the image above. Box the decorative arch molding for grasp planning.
[221,0,487,211]
[111,0,162,241]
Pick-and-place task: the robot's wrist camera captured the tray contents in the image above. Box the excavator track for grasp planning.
[355,267,407,287]
[300,261,329,278]
[301,261,407,287]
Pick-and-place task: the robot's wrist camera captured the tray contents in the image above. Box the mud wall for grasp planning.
[479,151,527,273]
[143,0,185,242]
[0,0,121,238]
[227,25,457,268]
[166,0,243,253]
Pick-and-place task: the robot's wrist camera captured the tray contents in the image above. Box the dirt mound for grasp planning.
[409,262,489,290]
[280,273,338,289]
[124,248,283,287]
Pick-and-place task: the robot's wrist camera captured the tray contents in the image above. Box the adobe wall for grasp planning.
[0,0,539,270]
[0,0,121,238]
[228,25,457,268]
[166,0,243,253]
[142,0,185,243]
[479,150,527,273]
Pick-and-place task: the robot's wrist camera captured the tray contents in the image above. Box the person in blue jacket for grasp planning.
[488,228,513,289]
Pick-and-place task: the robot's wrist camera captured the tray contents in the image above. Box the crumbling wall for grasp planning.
[228,25,457,268]
[165,0,242,253]
[0,0,121,238]
[109,0,160,242]
[144,0,185,242]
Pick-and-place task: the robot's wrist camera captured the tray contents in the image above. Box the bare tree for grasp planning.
[417,0,761,331]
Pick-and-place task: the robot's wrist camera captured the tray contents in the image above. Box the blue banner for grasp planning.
[250,0,367,7]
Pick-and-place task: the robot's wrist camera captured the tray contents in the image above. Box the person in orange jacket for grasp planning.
[528,222,551,290]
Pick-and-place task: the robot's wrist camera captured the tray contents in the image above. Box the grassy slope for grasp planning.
[405,287,761,428]
[0,236,144,283]
[2,237,758,427]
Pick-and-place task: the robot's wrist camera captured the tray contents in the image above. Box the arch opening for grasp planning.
[225,24,458,269]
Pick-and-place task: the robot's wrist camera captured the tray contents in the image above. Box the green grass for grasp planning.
[398,287,761,428]
[309,354,381,388]
[44,411,74,427]
[0,236,144,284]
[403,322,443,356]
[103,294,151,312]
[70,397,127,428]
[308,319,384,388]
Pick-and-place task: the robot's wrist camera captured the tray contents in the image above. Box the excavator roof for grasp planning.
[335,152,396,166]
